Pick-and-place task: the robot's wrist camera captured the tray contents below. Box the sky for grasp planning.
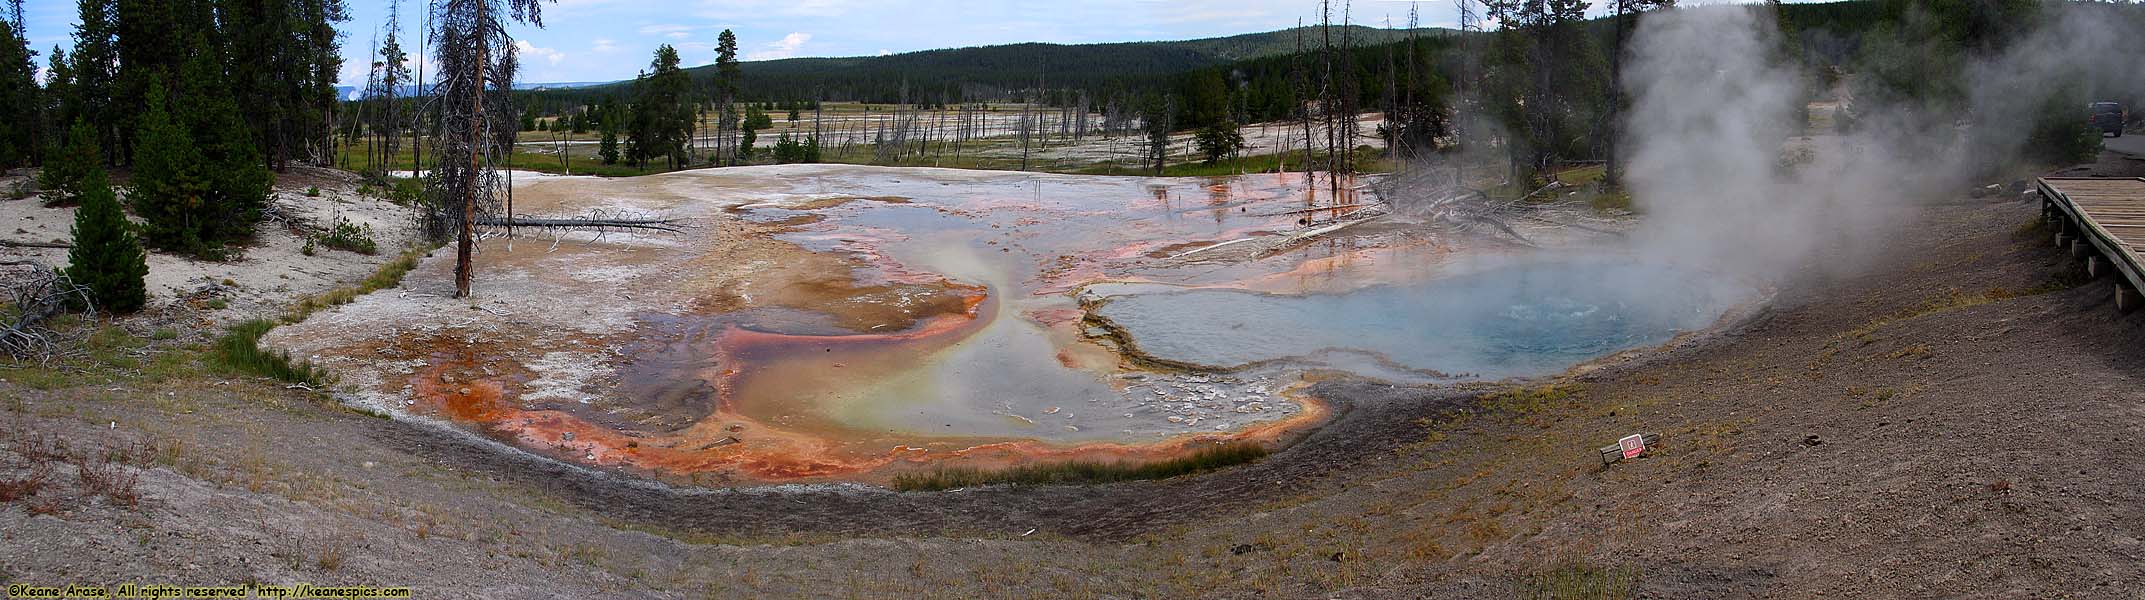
[18,0,1496,87]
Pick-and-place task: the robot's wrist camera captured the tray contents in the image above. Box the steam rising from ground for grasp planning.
[1622,3,2145,282]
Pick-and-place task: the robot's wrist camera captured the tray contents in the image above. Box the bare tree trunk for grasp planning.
[455,9,483,299]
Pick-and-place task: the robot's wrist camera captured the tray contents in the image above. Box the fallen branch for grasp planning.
[2,266,92,361]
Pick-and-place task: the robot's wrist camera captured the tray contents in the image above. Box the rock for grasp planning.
[1802,434,1823,447]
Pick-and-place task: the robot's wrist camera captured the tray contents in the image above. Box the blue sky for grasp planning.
[20,0,1497,86]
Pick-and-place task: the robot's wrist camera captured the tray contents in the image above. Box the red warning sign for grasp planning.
[1619,434,1646,459]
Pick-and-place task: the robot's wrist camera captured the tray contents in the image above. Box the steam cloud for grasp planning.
[1620,3,2145,283]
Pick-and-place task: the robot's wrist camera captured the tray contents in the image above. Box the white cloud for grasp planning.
[515,40,567,65]
[746,32,811,60]
[877,49,891,56]
[638,24,694,36]
[693,0,851,19]
[591,39,618,53]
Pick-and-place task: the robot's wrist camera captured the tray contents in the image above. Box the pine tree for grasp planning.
[130,78,214,255]
[38,121,102,206]
[599,126,619,164]
[176,40,270,246]
[64,151,148,313]
[714,29,740,165]
[0,8,41,168]
[625,44,692,169]
[64,0,117,161]
[737,123,756,161]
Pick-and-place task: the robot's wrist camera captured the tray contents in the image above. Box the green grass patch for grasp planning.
[889,442,1270,491]
[1481,384,1583,416]
[207,243,434,388]
[1845,273,2089,341]
[209,319,329,387]
[1521,561,1640,599]
[1553,164,1605,187]
[284,245,428,324]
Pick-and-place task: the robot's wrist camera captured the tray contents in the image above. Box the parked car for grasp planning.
[2092,102,2126,138]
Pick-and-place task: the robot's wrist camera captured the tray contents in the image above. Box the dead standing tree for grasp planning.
[427,0,547,298]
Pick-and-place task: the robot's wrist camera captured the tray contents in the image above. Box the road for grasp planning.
[2108,131,2145,157]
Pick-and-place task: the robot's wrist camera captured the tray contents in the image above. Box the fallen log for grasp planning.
[475,215,684,233]
[1252,202,1380,217]
[0,239,70,249]
[1257,213,1387,258]
[1165,236,1262,260]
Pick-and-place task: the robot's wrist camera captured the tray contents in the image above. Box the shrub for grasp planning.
[305,186,321,197]
[310,217,377,255]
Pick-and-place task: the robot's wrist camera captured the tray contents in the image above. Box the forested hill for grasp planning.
[570,25,1450,104]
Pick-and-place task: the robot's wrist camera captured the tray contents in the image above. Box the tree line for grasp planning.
[6,0,346,262]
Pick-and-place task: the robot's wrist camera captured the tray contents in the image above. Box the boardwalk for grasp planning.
[2038,177,2145,310]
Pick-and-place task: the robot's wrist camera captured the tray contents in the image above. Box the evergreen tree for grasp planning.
[714,29,740,165]
[130,78,214,254]
[737,123,756,161]
[1194,121,1245,164]
[66,0,117,161]
[626,44,692,169]
[803,134,820,163]
[44,47,73,142]
[38,121,102,206]
[220,0,348,168]
[598,126,619,164]
[64,158,148,313]
[772,132,799,163]
[175,40,270,246]
[114,0,215,160]
[0,8,40,168]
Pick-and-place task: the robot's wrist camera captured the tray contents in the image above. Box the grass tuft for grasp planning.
[890,442,1269,492]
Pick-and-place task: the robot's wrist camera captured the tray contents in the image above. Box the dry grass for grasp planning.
[890,442,1269,492]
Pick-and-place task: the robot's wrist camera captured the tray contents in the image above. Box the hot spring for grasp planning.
[1088,260,1759,382]
[266,165,1765,482]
